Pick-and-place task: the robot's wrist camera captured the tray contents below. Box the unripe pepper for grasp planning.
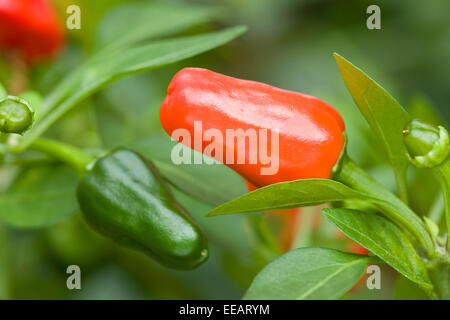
[77,148,209,270]
[0,95,34,134]
[0,0,65,64]
[160,68,345,187]
[404,119,450,249]
[403,119,450,168]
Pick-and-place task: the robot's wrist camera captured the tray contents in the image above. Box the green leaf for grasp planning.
[207,179,367,216]
[96,2,222,50]
[322,208,433,293]
[17,26,247,151]
[94,74,163,146]
[39,3,222,121]
[130,136,247,206]
[0,165,78,228]
[334,53,410,201]
[243,247,368,300]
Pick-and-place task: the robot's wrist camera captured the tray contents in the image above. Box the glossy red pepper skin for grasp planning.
[160,68,345,187]
[0,0,64,64]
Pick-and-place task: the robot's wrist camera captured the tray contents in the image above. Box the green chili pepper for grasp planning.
[403,119,450,168]
[77,148,209,270]
[0,96,34,134]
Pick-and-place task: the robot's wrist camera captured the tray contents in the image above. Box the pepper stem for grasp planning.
[27,138,95,176]
[394,169,409,205]
[435,159,450,249]
[402,119,450,250]
[333,152,435,256]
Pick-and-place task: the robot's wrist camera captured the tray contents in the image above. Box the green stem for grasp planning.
[436,159,450,249]
[27,138,95,176]
[428,261,450,300]
[291,207,314,249]
[394,169,409,204]
[333,153,435,256]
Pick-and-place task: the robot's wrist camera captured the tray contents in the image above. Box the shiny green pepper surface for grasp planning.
[77,148,208,270]
[0,96,34,134]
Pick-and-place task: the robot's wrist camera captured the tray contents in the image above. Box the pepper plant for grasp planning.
[0,1,448,300]
[158,59,449,300]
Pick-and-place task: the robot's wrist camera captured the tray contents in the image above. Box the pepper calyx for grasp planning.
[331,132,348,179]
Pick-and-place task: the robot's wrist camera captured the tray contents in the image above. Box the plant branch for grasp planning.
[333,153,435,256]
[394,169,409,204]
[26,138,95,176]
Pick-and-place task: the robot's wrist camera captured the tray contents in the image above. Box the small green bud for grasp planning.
[0,96,34,134]
[403,119,450,168]
[423,216,439,242]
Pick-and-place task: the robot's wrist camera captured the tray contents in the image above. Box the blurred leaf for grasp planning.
[69,266,144,300]
[0,83,6,99]
[94,74,164,147]
[207,179,368,216]
[40,0,224,121]
[428,192,444,223]
[408,167,440,217]
[172,190,251,254]
[31,45,84,94]
[97,2,222,50]
[322,208,433,294]
[334,53,410,201]
[20,91,43,120]
[0,165,78,228]
[0,226,9,299]
[113,248,198,299]
[243,247,368,300]
[130,136,247,206]
[18,26,247,151]
[8,232,65,298]
[408,95,445,126]
[367,164,397,193]
[393,275,430,300]
[172,187,272,293]
[95,93,135,147]
[45,214,109,267]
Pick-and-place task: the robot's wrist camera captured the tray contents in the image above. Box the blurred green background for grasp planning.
[0,0,448,299]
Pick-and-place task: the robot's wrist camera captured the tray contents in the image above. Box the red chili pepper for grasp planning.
[0,0,65,64]
[160,68,345,187]
[348,243,370,255]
